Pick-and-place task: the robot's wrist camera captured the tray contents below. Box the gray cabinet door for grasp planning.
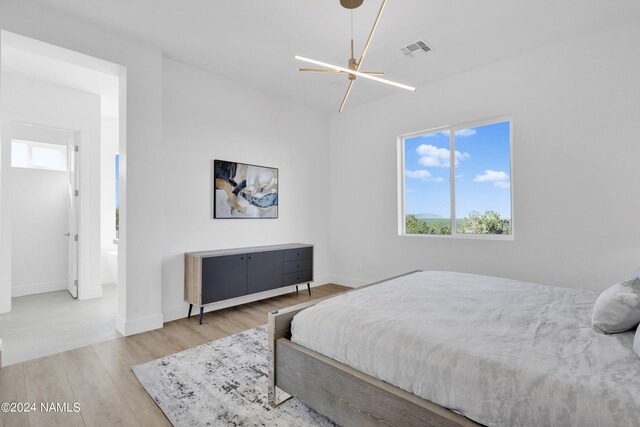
[201,254,247,304]
[247,250,284,294]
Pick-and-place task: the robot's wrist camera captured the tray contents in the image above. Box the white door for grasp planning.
[67,138,79,298]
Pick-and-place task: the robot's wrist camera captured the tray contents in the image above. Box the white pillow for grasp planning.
[592,278,640,334]
[635,327,640,357]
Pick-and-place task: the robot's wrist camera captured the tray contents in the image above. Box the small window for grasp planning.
[400,118,512,239]
[11,139,67,171]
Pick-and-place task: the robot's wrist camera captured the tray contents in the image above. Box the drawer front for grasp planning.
[283,247,312,262]
[283,270,313,286]
[283,258,312,274]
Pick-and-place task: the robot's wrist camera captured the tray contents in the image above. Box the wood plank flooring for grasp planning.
[0,284,119,366]
[0,284,348,427]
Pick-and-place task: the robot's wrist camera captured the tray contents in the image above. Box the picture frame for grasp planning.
[213,159,279,219]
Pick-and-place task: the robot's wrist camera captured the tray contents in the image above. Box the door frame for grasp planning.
[67,130,79,298]
[0,113,102,304]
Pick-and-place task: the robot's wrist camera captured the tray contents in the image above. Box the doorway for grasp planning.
[0,30,126,366]
[8,124,80,298]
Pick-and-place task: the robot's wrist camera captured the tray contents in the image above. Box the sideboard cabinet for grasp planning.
[185,243,313,324]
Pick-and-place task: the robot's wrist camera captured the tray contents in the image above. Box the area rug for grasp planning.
[132,325,336,427]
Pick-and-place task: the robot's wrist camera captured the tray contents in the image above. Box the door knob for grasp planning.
[64,232,71,237]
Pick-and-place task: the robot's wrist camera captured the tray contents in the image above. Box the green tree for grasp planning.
[458,210,511,235]
[406,214,428,234]
[406,215,451,235]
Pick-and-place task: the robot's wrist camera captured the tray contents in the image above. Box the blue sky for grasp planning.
[404,121,511,218]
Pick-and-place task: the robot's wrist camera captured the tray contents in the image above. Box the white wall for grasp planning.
[329,21,640,292]
[161,58,331,321]
[100,115,118,284]
[1,73,102,301]
[0,0,163,334]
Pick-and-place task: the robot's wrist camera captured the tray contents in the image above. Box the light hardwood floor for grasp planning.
[0,284,348,427]
[0,284,119,366]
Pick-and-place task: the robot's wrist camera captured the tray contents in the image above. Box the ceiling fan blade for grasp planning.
[356,0,388,70]
[295,56,416,92]
[339,80,355,113]
[299,68,345,73]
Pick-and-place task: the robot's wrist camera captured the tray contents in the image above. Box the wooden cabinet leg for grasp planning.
[199,307,204,325]
[188,304,193,319]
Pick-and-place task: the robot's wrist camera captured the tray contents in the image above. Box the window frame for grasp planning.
[10,138,68,172]
[398,116,514,241]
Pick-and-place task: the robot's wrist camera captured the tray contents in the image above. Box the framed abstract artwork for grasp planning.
[213,159,279,219]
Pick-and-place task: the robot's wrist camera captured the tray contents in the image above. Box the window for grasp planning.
[11,139,68,171]
[400,118,512,239]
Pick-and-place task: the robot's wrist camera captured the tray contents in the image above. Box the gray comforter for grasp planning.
[290,271,640,427]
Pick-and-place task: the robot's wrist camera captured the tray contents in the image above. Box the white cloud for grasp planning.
[474,170,508,182]
[455,128,476,137]
[415,144,470,168]
[405,169,446,183]
[474,170,510,189]
[424,129,476,138]
[405,169,432,180]
[423,131,449,138]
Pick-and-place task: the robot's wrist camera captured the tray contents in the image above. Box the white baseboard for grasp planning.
[12,280,67,297]
[79,285,103,300]
[115,313,164,337]
[162,275,333,323]
[101,274,114,285]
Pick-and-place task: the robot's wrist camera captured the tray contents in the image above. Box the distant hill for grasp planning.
[414,213,444,219]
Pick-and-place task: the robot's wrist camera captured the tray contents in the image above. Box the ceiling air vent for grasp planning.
[401,40,431,57]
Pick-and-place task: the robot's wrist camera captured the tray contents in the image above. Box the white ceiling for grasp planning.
[30,0,640,112]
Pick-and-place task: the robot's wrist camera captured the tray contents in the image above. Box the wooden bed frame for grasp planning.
[268,271,480,427]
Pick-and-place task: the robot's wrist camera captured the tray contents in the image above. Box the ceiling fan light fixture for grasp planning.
[297,0,415,112]
[295,56,416,92]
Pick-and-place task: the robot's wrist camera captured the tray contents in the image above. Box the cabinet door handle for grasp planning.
[248,256,252,259]
[240,257,244,260]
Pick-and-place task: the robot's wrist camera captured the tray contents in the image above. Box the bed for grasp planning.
[268,271,640,427]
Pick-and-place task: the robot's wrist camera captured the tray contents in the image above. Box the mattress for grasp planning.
[290,271,640,427]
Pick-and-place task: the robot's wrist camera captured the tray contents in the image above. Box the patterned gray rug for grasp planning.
[132,325,336,427]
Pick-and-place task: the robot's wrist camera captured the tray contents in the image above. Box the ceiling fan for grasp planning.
[296,0,416,112]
